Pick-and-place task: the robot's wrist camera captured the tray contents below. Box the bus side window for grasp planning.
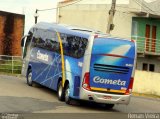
[32,29,46,49]
[48,31,59,53]
[60,33,68,55]
[60,34,88,58]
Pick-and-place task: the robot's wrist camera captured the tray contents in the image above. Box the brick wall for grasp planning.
[0,11,25,56]
[12,17,24,56]
[0,16,6,55]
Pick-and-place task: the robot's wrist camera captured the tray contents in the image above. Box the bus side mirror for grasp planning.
[21,37,25,47]
[21,34,29,47]
[21,34,29,59]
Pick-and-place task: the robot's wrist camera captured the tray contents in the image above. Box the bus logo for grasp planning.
[37,50,49,62]
[126,64,133,67]
[93,76,126,86]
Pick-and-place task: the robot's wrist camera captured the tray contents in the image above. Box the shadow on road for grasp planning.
[31,84,119,112]
[0,96,64,113]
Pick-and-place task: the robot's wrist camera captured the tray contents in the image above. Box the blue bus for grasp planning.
[21,22,137,109]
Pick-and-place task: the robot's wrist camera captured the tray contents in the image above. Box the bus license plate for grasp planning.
[103,96,112,100]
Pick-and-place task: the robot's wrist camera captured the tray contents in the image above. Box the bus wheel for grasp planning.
[27,69,33,86]
[104,104,115,109]
[57,81,65,101]
[64,84,71,104]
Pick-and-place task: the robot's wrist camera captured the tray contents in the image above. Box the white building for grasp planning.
[57,0,160,37]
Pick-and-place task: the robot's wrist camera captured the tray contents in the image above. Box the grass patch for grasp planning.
[0,60,22,74]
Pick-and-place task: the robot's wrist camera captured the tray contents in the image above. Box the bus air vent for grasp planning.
[94,64,129,74]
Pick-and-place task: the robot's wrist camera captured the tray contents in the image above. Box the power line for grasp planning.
[37,0,159,14]
[116,0,160,16]
[117,2,153,13]
[34,0,160,24]
[134,0,151,13]
[38,0,83,12]
[139,1,154,12]
[133,0,159,14]
[116,5,140,10]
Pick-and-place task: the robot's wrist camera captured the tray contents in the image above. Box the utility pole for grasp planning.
[106,0,116,34]
[34,9,39,24]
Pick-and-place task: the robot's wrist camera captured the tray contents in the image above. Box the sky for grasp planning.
[0,0,156,34]
[77,0,156,4]
[0,0,60,34]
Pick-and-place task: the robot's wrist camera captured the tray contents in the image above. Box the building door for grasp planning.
[151,26,156,52]
[145,24,150,52]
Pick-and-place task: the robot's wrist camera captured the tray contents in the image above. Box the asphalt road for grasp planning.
[0,74,160,118]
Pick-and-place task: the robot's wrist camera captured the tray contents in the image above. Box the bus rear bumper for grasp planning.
[80,88,131,105]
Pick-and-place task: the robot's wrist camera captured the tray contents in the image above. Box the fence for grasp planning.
[132,36,160,55]
[0,55,22,74]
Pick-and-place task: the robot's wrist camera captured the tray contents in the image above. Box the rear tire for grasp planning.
[104,104,115,109]
[57,81,65,101]
[27,69,33,86]
[64,84,71,104]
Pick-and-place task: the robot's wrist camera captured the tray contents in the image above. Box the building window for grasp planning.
[142,63,148,71]
[145,24,151,52]
[132,21,138,36]
[149,64,155,72]
[142,63,155,72]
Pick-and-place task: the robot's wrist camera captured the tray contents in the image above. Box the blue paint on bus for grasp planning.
[21,22,137,105]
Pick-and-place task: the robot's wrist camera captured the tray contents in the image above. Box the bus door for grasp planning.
[30,29,62,89]
[21,32,33,76]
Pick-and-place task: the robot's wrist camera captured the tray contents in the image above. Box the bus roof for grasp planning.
[31,22,105,39]
[31,22,132,42]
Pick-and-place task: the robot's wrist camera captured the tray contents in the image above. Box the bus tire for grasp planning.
[64,84,71,104]
[104,104,114,109]
[27,69,33,86]
[57,81,65,101]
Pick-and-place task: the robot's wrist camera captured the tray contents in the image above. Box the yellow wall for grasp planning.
[133,70,160,96]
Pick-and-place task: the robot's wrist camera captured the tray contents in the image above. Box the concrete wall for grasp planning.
[143,0,160,16]
[133,70,160,96]
[58,4,108,33]
[136,56,160,72]
[67,0,129,4]
[111,9,133,38]
[58,0,160,38]
[57,4,135,38]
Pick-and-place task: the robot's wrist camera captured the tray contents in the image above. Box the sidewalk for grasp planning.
[132,92,160,99]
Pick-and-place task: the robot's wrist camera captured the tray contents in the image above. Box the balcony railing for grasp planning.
[132,36,160,55]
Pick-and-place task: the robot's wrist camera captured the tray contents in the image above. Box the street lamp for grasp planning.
[34,9,39,24]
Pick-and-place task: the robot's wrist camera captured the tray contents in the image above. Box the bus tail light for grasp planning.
[82,72,91,91]
[131,39,135,42]
[94,34,98,38]
[125,77,134,95]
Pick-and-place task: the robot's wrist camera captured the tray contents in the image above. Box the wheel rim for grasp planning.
[28,72,32,84]
[65,87,70,102]
[58,85,62,97]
